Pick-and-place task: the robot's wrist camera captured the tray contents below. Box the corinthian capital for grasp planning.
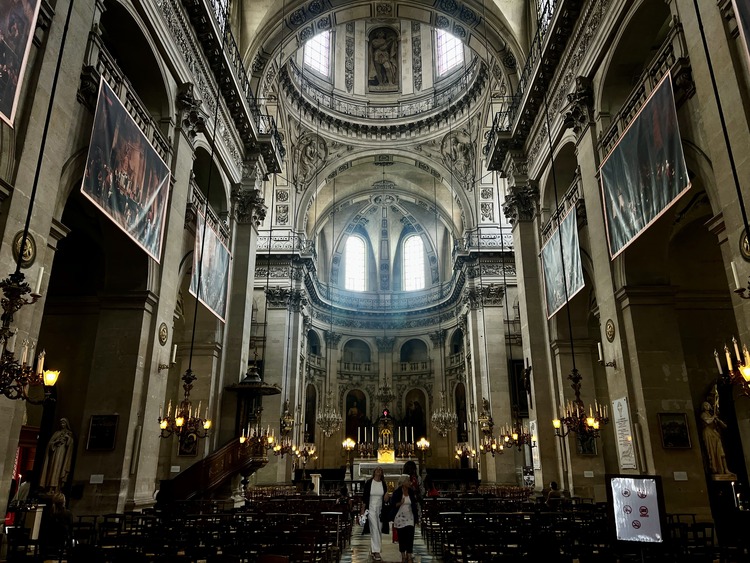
[502,185,539,226]
[232,188,266,226]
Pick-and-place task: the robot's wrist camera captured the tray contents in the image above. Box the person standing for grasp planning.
[390,474,419,563]
[360,466,389,561]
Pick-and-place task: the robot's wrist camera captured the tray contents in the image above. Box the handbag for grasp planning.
[358,510,368,526]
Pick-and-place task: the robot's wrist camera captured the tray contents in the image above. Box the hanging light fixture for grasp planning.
[537,82,608,440]
[714,337,750,397]
[0,0,73,403]
[432,389,457,437]
[316,163,341,438]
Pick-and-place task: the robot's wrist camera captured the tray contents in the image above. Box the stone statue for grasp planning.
[40,418,74,491]
[700,388,735,478]
[294,134,326,190]
[441,132,475,189]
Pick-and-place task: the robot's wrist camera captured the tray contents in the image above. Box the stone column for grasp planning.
[501,152,560,491]
[216,167,266,446]
[319,329,342,468]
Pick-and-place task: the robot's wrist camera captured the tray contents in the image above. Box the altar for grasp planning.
[355,460,409,481]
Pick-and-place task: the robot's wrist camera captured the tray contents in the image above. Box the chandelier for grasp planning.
[375,380,396,407]
[158,368,212,438]
[432,390,457,437]
[454,442,476,460]
[552,368,608,438]
[293,442,317,465]
[317,390,342,437]
[240,424,275,456]
[0,270,60,403]
[499,422,536,450]
[714,337,750,396]
[280,398,295,436]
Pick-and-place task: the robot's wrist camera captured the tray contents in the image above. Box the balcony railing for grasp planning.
[339,361,375,375]
[395,360,432,375]
[283,57,484,122]
[81,32,171,162]
[540,167,582,244]
[597,22,691,157]
[189,180,230,245]
[448,353,464,368]
[180,0,285,172]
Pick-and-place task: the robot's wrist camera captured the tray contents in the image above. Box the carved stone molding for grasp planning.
[562,76,593,139]
[463,287,482,310]
[266,286,292,309]
[288,289,308,312]
[502,185,539,226]
[429,329,446,348]
[482,283,505,306]
[232,188,266,226]
[176,82,206,142]
[376,336,396,353]
[324,330,342,348]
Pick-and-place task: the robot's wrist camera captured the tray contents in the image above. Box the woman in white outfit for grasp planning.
[360,466,390,561]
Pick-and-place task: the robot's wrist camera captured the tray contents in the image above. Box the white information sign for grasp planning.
[530,420,541,469]
[610,477,662,542]
[613,397,637,469]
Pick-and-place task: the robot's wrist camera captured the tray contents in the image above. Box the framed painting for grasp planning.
[86,414,118,451]
[658,412,691,449]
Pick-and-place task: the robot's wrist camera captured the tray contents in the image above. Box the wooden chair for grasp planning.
[257,555,291,563]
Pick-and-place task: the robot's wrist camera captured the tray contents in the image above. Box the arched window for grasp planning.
[304,31,331,76]
[345,236,366,291]
[403,236,425,291]
[435,30,463,77]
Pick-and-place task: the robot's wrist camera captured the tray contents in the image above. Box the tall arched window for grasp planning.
[403,236,425,291]
[345,236,366,291]
[304,31,331,76]
[435,29,463,77]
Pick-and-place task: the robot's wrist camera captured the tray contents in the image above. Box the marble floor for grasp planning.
[341,526,438,563]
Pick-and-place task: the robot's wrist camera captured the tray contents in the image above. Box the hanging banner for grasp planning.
[0,0,41,126]
[189,210,231,323]
[733,0,750,68]
[81,79,170,262]
[612,398,637,470]
[600,73,690,258]
[541,207,584,319]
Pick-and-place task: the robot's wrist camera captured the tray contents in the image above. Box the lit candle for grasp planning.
[20,340,27,366]
[358,427,361,442]
[171,344,177,364]
[398,427,401,442]
[597,342,603,362]
[197,401,202,418]
[734,337,742,363]
[715,350,723,375]
[167,400,172,417]
[411,427,414,442]
[35,267,44,295]
[159,404,163,418]
[732,261,742,291]
[726,345,734,371]
[36,350,44,375]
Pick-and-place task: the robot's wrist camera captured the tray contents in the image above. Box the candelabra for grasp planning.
[240,425,275,456]
[273,434,294,457]
[432,390,457,437]
[395,440,414,458]
[552,369,609,438]
[499,423,536,451]
[416,437,431,472]
[478,434,502,456]
[358,438,376,458]
[293,442,317,476]
[342,437,356,480]
[158,368,212,438]
[0,272,59,403]
[714,337,750,396]
[454,442,476,460]
[317,390,342,438]
[280,399,295,436]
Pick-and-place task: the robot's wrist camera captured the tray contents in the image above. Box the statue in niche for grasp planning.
[294,134,327,191]
[441,131,475,190]
[700,385,736,479]
[368,27,399,92]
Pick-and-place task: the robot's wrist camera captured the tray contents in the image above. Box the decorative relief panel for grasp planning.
[412,22,422,92]
[480,188,493,200]
[276,205,289,225]
[480,202,494,222]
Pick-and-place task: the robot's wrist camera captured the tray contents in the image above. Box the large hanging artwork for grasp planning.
[368,27,400,93]
[600,73,690,258]
[541,207,584,319]
[81,79,170,262]
[189,210,231,322]
[0,0,41,126]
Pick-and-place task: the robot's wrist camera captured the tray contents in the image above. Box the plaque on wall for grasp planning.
[86,414,119,451]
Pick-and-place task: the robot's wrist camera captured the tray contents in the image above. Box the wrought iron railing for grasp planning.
[484,0,560,153]
[597,22,688,157]
[189,180,231,244]
[283,57,484,121]
[540,169,582,244]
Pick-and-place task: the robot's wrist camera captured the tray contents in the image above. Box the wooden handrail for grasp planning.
[159,439,268,502]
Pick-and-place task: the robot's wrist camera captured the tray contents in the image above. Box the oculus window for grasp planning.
[435,30,463,76]
[304,31,332,76]
[403,236,425,291]
[345,236,366,291]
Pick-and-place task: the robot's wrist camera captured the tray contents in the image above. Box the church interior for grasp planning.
[2,0,750,560]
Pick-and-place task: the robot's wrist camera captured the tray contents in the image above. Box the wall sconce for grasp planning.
[158,344,178,372]
[597,342,616,368]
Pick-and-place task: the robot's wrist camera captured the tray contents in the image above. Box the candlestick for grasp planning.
[714,350,723,374]
[597,342,603,362]
[35,267,44,295]
[171,344,177,364]
[734,337,742,363]
[732,261,742,290]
